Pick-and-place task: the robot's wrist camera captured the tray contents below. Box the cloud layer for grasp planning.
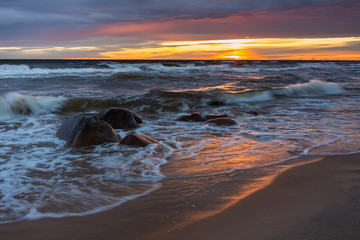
[0,0,359,59]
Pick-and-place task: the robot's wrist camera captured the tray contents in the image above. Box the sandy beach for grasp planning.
[0,153,359,240]
[160,153,360,240]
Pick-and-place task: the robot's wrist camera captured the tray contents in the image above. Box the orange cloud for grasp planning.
[84,3,360,42]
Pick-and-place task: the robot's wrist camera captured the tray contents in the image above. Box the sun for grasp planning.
[227,55,241,60]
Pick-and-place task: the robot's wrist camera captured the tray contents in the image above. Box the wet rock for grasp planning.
[250,110,259,115]
[120,134,158,147]
[203,114,229,121]
[203,117,237,126]
[96,107,143,129]
[162,63,181,67]
[176,112,204,122]
[56,114,121,147]
[208,100,224,106]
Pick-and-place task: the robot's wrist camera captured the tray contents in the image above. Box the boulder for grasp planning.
[120,134,158,147]
[176,112,204,122]
[56,114,121,147]
[203,114,229,121]
[207,100,224,106]
[203,117,237,126]
[96,107,143,129]
[250,110,259,116]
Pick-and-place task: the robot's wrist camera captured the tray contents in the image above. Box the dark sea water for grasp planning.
[0,60,359,223]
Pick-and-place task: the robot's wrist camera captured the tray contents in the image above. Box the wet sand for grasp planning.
[160,153,360,240]
[0,153,359,240]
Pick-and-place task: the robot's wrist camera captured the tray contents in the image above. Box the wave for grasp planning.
[0,93,65,120]
[59,90,206,113]
[274,80,344,97]
[220,80,344,104]
[56,80,345,114]
[0,64,31,72]
[22,183,161,222]
[0,64,112,78]
[219,90,274,103]
[1,61,356,79]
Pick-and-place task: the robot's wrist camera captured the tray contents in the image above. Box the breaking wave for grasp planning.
[0,92,65,120]
[0,64,112,78]
[220,80,344,104]
[275,80,344,97]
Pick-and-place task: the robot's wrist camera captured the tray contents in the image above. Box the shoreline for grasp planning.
[160,153,360,240]
[0,153,359,239]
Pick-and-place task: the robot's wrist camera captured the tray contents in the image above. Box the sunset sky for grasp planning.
[0,0,359,60]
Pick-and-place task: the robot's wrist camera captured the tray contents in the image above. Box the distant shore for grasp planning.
[0,153,359,240]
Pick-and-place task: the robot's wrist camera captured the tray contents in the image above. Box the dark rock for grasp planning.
[203,117,237,126]
[56,115,121,147]
[208,100,224,106]
[250,110,259,115]
[203,114,229,121]
[162,63,181,67]
[120,134,158,147]
[96,107,143,129]
[176,112,204,122]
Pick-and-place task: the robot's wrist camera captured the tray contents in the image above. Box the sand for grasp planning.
[0,153,359,240]
[160,153,360,240]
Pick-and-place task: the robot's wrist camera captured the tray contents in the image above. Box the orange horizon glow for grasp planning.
[14,37,359,61]
[92,37,360,60]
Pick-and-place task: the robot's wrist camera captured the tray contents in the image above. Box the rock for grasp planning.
[176,112,204,122]
[96,107,143,129]
[162,63,181,67]
[208,100,224,106]
[249,110,259,115]
[56,114,121,147]
[120,134,158,147]
[203,114,229,121]
[203,117,237,126]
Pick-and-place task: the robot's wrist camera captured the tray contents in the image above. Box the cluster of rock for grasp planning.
[176,112,237,126]
[56,107,157,148]
[56,108,239,148]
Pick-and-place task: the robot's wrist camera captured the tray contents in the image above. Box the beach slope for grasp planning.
[160,153,360,240]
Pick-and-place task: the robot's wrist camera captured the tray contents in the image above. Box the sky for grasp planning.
[0,0,359,60]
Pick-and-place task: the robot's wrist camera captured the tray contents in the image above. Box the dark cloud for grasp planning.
[2,0,357,24]
[0,0,359,51]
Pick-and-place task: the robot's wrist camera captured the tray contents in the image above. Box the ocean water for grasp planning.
[0,60,359,223]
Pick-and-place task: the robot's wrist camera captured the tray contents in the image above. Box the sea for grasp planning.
[0,59,359,224]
